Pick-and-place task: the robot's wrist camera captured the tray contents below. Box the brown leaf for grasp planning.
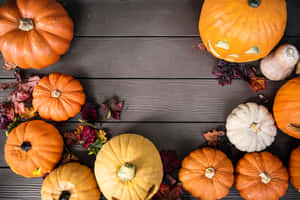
[249,77,266,93]
[203,129,225,146]
[3,62,17,70]
[0,82,17,90]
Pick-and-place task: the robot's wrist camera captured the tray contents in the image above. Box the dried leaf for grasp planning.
[0,102,15,129]
[102,96,124,120]
[249,77,266,93]
[19,107,37,120]
[197,42,207,51]
[3,62,17,70]
[63,131,81,145]
[212,60,240,86]
[81,102,98,121]
[0,82,17,90]
[160,151,181,173]
[203,129,225,146]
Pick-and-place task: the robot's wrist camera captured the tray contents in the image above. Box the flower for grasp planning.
[98,129,107,142]
[203,129,225,146]
[101,96,124,120]
[81,125,97,148]
[81,102,98,121]
[160,151,181,173]
[32,167,41,176]
[19,107,37,120]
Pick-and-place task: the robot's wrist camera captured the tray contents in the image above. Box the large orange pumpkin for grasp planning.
[199,0,287,63]
[289,145,300,191]
[0,0,74,69]
[33,72,85,121]
[41,162,100,200]
[179,147,234,200]
[235,152,288,200]
[273,77,300,139]
[4,120,64,178]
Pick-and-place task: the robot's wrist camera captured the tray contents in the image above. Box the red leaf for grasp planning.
[160,151,181,173]
[249,77,266,93]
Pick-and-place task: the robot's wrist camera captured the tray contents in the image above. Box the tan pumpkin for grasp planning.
[41,162,100,200]
[236,152,288,200]
[33,72,85,121]
[0,0,74,69]
[179,147,234,200]
[94,134,163,200]
[273,77,300,139]
[199,0,287,62]
[4,120,64,178]
[289,145,300,191]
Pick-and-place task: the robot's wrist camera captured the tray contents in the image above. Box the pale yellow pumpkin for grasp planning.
[41,162,100,200]
[94,134,163,200]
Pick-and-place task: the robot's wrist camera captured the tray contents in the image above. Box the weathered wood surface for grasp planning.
[0,0,300,199]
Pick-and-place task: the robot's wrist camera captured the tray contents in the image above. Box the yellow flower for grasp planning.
[32,167,41,176]
[98,129,107,142]
[20,107,37,120]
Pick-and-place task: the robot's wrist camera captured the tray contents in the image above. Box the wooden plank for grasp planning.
[0,169,299,200]
[0,36,300,78]
[286,0,300,37]
[0,79,283,122]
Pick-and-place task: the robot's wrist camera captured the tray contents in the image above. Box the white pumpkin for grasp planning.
[226,102,277,152]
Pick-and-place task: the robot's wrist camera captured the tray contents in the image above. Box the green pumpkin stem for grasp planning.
[248,0,261,8]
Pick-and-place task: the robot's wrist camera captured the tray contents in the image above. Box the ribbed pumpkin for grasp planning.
[94,134,163,200]
[289,145,300,191]
[4,120,64,178]
[199,0,287,63]
[273,77,300,139]
[0,0,74,69]
[179,148,234,200]
[33,72,85,121]
[41,162,100,200]
[236,152,288,200]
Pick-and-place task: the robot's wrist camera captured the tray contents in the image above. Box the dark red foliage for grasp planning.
[153,183,184,200]
[81,102,98,121]
[0,102,15,129]
[63,131,81,146]
[212,60,240,86]
[101,96,124,120]
[81,125,97,148]
[160,150,181,173]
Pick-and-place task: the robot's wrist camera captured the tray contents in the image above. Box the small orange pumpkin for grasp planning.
[4,120,64,178]
[33,72,85,121]
[199,0,287,63]
[289,145,300,191]
[0,0,74,69]
[235,152,288,200]
[41,162,100,200]
[179,147,234,200]
[273,77,300,139]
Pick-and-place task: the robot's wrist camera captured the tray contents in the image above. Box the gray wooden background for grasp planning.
[0,0,300,199]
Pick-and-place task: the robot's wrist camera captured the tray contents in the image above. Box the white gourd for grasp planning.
[226,102,277,152]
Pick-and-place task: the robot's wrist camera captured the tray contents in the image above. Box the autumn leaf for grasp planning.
[203,129,225,146]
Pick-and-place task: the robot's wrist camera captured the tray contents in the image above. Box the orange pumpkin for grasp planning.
[33,72,85,121]
[199,0,287,63]
[289,145,300,191]
[179,147,234,200]
[273,77,300,139]
[235,152,288,200]
[4,120,64,178]
[0,0,74,69]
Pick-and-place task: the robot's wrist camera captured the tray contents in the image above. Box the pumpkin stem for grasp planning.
[205,167,215,179]
[19,18,34,31]
[288,124,300,132]
[20,141,32,152]
[248,0,261,8]
[259,173,271,184]
[250,122,260,133]
[118,163,136,181]
[51,89,61,98]
[59,191,71,200]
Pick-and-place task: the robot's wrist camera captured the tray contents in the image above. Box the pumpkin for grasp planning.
[226,102,277,152]
[4,120,64,178]
[179,147,234,200]
[41,162,100,200]
[261,44,299,81]
[289,145,300,191]
[235,152,288,200]
[32,72,85,121]
[94,134,163,200]
[199,0,287,63]
[273,77,300,139]
[0,0,74,69]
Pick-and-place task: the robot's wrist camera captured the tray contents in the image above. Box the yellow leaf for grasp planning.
[20,107,37,120]
[32,167,41,176]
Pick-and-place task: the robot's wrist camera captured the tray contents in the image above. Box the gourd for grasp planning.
[199,0,287,63]
[273,77,300,139]
[261,44,299,81]
[32,72,86,121]
[94,134,163,200]
[226,102,277,152]
[41,162,100,200]
[0,0,74,69]
[179,147,234,200]
[4,120,64,178]
[289,145,300,191]
[236,152,288,200]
